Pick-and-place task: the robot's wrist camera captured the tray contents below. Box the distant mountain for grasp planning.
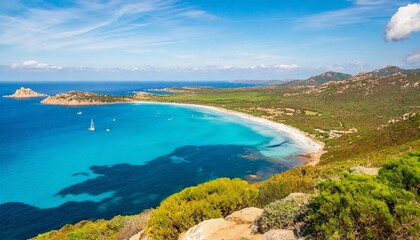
[368,65,403,77]
[293,66,420,96]
[358,65,420,78]
[281,71,352,87]
[231,80,289,85]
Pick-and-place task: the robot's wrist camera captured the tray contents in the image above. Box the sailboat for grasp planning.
[88,119,95,131]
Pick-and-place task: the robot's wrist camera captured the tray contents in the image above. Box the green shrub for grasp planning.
[31,210,152,240]
[308,173,419,239]
[32,216,126,240]
[379,152,419,194]
[116,210,152,240]
[255,193,311,234]
[145,178,258,240]
[256,167,317,206]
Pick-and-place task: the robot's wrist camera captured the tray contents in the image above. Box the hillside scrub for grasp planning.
[308,153,420,239]
[31,210,152,240]
[255,193,311,234]
[378,152,420,195]
[145,178,258,240]
[256,166,318,206]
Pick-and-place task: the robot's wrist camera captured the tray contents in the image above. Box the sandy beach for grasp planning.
[134,101,325,164]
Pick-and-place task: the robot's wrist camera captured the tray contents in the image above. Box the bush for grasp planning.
[145,178,258,240]
[116,210,152,240]
[256,167,317,206]
[308,173,419,239]
[31,210,152,240]
[32,216,126,240]
[379,152,419,194]
[255,193,311,234]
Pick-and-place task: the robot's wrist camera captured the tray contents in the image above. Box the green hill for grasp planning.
[281,71,352,86]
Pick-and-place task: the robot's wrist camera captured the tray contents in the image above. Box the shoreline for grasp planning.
[133,101,325,165]
[37,95,325,165]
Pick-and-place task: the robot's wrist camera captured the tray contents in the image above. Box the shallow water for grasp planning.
[0,82,307,239]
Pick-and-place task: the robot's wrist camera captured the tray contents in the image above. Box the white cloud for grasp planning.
[11,60,62,70]
[406,50,420,65]
[326,60,368,73]
[386,3,420,41]
[273,64,299,70]
[217,64,298,71]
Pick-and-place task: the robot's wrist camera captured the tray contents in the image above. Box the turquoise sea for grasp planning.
[0,82,310,239]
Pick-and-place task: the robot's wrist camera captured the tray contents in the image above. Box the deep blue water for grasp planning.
[0,82,307,240]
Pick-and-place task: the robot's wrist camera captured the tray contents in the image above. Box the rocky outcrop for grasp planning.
[314,128,358,139]
[129,229,153,240]
[3,87,46,98]
[41,91,133,105]
[377,112,418,130]
[225,207,264,224]
[180,207,264,240]
[261,229,298,240]
[348,166,380,175]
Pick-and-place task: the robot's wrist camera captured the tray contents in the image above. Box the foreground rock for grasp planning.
[180,207,264,240]
[261,229,298,240]
[129,229,153,240]
[41,91,134,105]
[3,87,46,98]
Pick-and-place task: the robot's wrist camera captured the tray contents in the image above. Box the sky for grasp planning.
[0,0,419,81]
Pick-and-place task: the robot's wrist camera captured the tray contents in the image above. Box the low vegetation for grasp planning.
[255,166,318,207]
[145,178,258,240]
[31,210,152,240]
[308,153,419,239]
[255,193,311,234]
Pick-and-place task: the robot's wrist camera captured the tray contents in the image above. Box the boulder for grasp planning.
[261,229,298,240]
[129,229,153,240]
[225,207,264,224]
[181,207,264,240]
[182,218,236,240]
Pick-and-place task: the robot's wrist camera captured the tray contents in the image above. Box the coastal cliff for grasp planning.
[3,87,46,98]
[41,91,134,105]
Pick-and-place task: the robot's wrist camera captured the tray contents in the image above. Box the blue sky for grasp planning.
[0,0,419,81]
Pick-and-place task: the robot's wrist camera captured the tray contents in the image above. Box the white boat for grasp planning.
[77,111,82,115]
[88,119,95,131]
[106,128,110,132]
